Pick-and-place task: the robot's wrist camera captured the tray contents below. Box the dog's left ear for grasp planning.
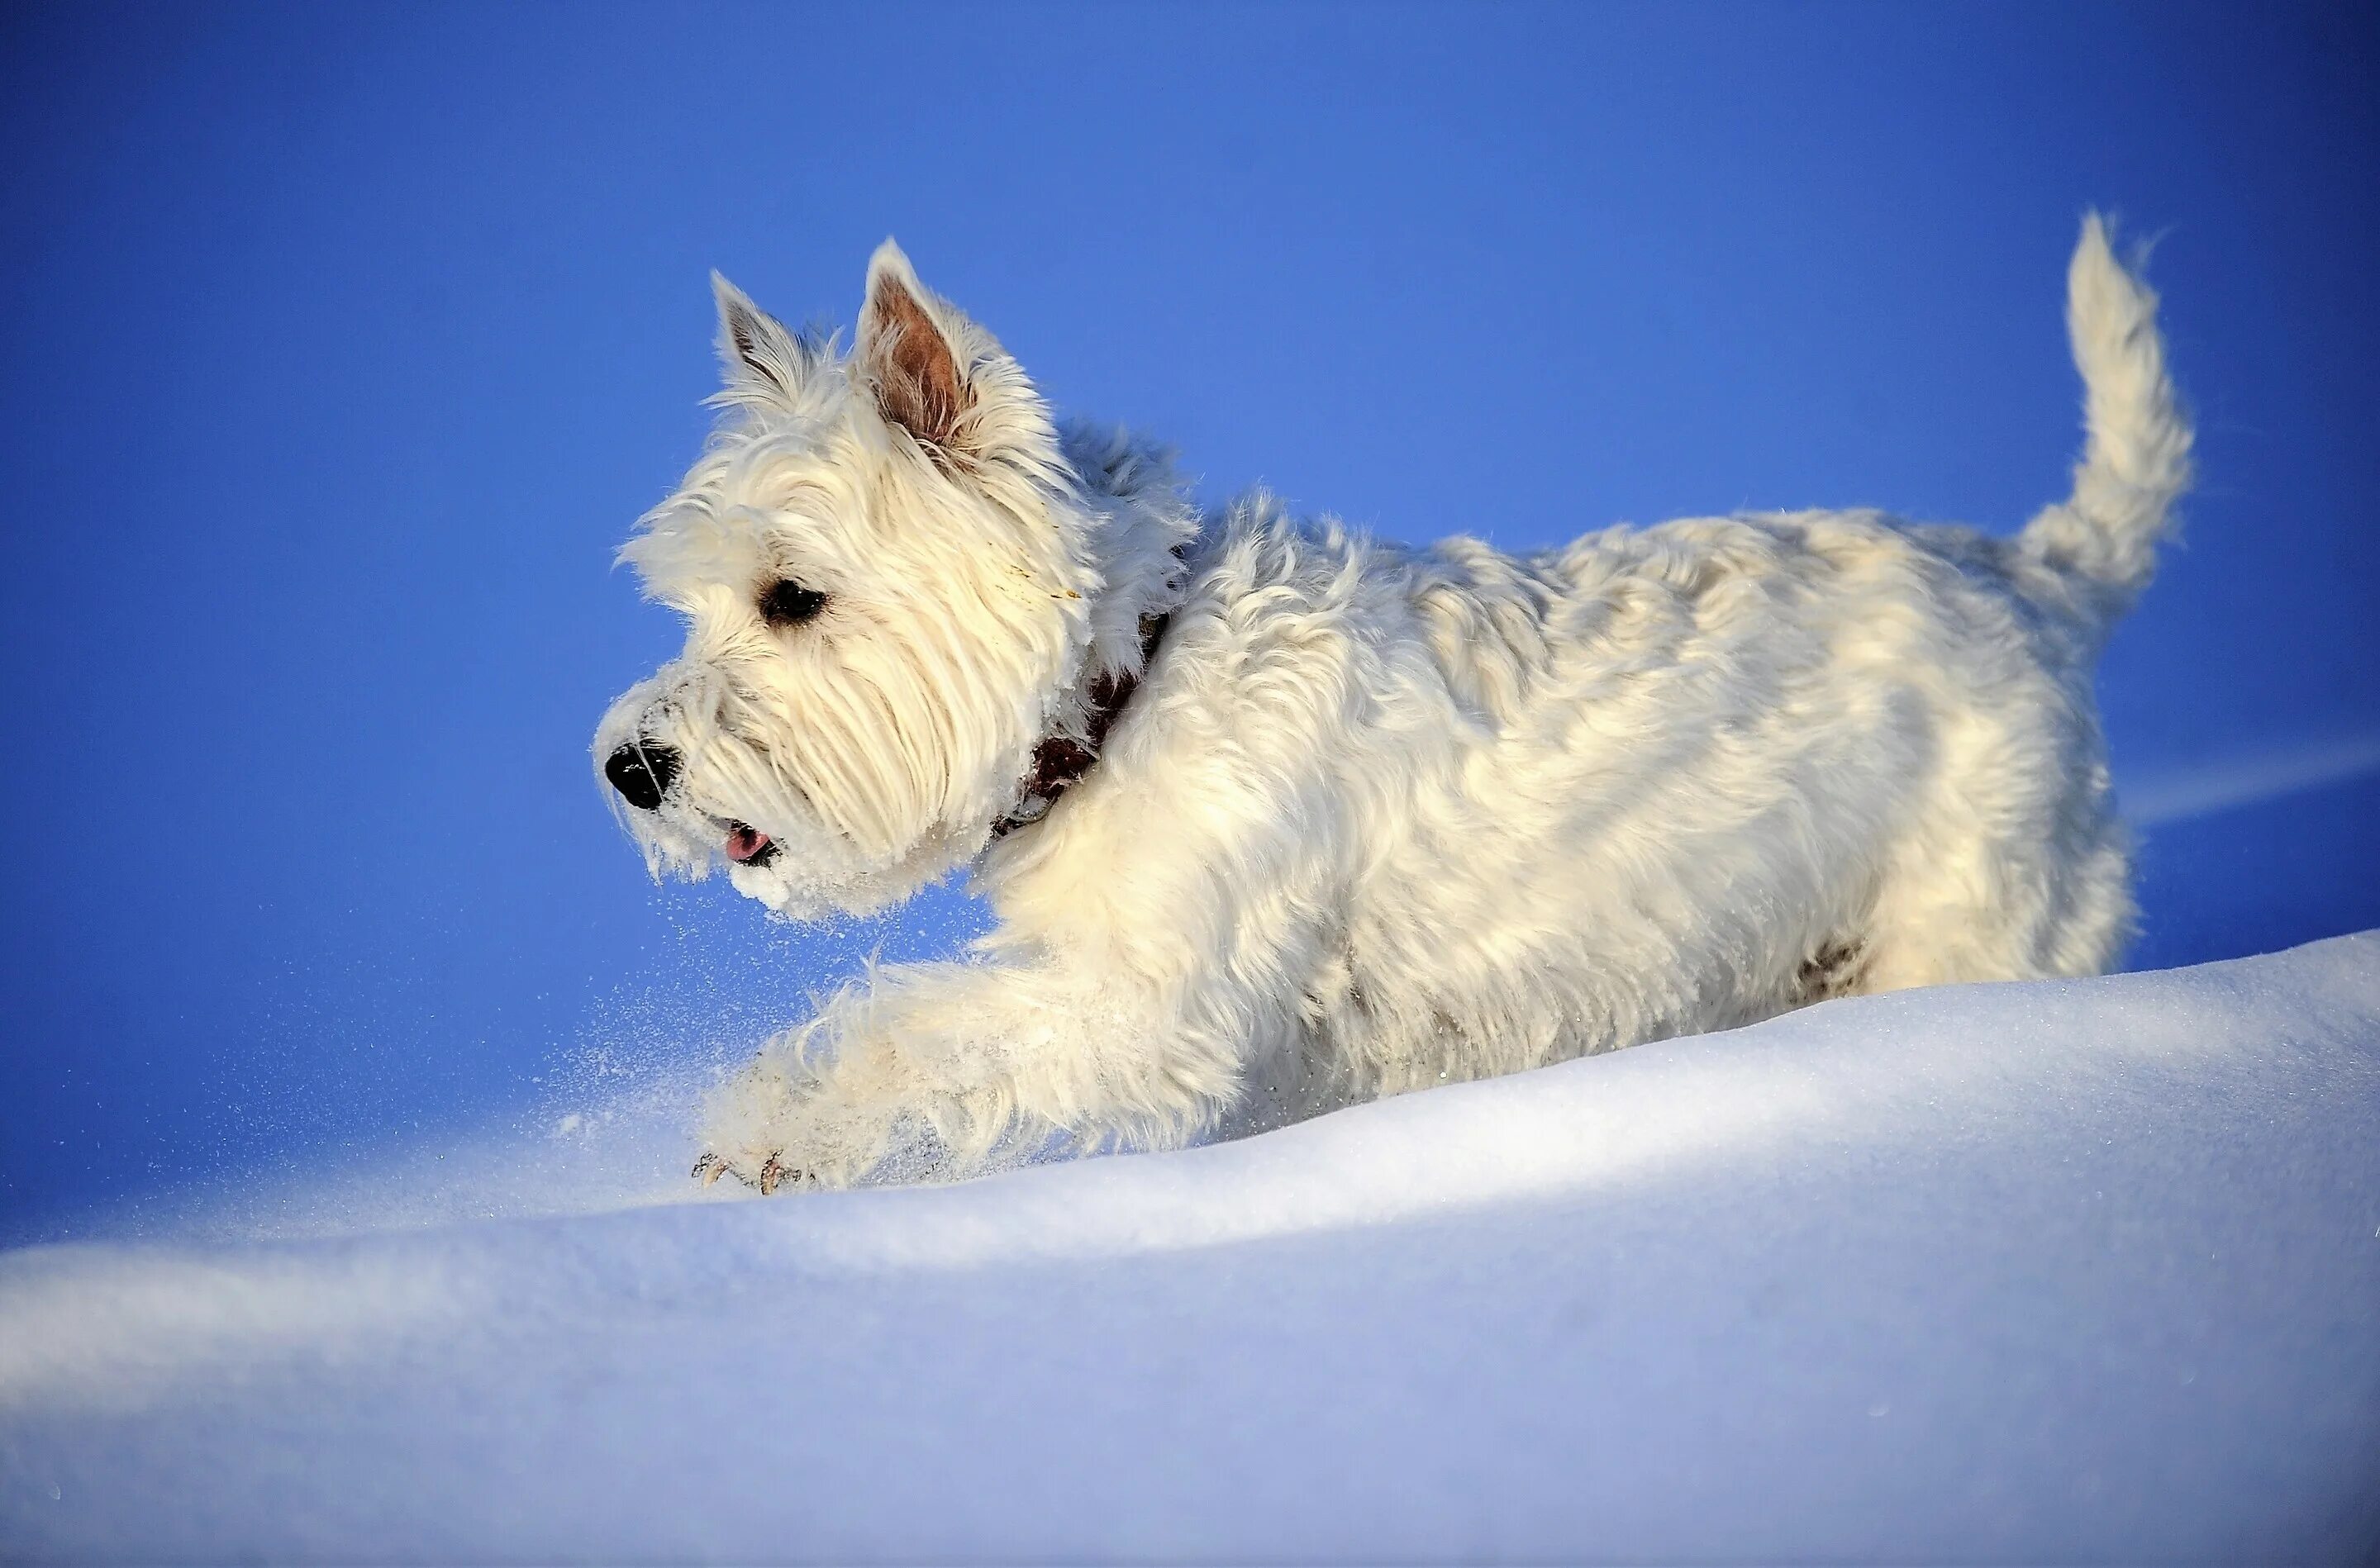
[857,240,983,452]
[712,273,809,402]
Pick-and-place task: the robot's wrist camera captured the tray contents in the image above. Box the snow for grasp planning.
[3,934,2377,1560]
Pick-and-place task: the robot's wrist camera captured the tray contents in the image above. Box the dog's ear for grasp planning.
[857,240,973,450]
[712,273,806,401]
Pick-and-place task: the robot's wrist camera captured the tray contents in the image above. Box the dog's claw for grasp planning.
[690,1149,804,1194]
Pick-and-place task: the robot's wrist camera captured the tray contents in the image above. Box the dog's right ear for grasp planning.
[854,240,1056,470]
[712,273,806,402]
[857,240,972,451]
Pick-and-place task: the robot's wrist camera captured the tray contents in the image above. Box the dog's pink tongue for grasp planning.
[725,825,773,862]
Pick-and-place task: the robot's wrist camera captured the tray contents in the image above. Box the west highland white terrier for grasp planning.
[595,216,2189,1192]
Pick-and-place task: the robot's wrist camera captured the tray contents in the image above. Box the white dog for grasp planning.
[595,216,2189,1192]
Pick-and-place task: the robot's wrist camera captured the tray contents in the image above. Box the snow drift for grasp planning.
[2,933,2377,1561]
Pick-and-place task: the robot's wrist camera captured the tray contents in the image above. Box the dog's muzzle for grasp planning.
[605,740,680,811]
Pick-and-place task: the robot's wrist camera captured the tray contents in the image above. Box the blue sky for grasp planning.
[2,2,2375,1236]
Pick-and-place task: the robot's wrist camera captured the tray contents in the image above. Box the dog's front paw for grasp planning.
[691,1127,876,1194]
[690,1043,833,1195]
[690,1047,890,1195]
[691,1095,840,1195]
[690,1147,815,1195]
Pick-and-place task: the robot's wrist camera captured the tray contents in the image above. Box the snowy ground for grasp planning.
[3,932,2376,1561]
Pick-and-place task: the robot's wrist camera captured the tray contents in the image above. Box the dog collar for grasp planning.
[990,611,1169,842]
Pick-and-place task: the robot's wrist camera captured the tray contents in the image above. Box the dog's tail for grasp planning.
[2018,212,2192,631]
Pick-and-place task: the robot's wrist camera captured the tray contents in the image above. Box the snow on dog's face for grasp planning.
[594,243,1097,919]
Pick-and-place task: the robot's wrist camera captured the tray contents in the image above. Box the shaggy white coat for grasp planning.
[594,217,2191,1189]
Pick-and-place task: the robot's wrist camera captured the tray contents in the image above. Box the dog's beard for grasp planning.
[600,643,1034,921]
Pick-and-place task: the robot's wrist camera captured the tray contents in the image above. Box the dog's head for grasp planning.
[594,243,1154,919]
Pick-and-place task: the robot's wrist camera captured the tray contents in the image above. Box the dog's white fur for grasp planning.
[595,216,2190,1190]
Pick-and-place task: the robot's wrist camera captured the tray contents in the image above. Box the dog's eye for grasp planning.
[759,579,829,629]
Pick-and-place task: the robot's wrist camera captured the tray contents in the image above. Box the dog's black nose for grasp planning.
[605,740,679,811]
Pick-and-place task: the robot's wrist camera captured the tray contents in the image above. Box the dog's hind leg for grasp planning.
[1791,936,1874,1005]
[1851,792,2135,993]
